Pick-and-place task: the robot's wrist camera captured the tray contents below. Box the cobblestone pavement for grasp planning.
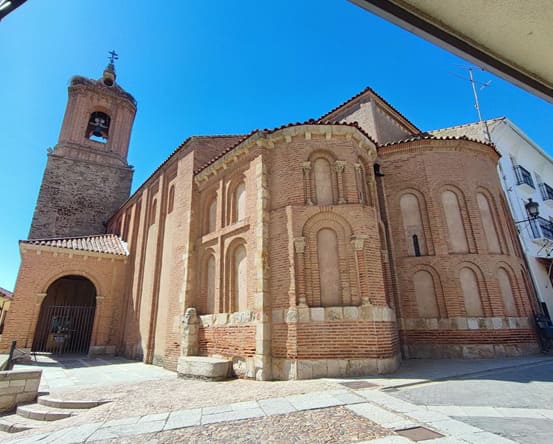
[98,407,391,444]
[5,355,553,443]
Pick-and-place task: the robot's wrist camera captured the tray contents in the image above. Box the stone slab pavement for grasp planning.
[13,355,174,393]
[3,354,552,443]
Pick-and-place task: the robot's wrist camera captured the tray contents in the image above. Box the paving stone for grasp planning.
[90,420,166,440]
[137,412,169,423]
[229,400,259,410]
[332,391,368,404]
[347,403,407,428]
[201,407,265,425]
[258,397,297,416]
[163,408,202,430]
[456,431,518,444]
[102,416,141,427]
[427,418,483,437]
[201,404,233,415]
[47,422,104,444]
[286,391,343,410]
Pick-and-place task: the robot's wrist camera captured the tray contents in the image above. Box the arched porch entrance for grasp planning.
[32,275,96,354]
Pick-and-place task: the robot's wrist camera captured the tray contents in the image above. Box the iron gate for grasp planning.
[32,305,96,354]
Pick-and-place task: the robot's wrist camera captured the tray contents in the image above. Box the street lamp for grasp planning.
[515,198,540,225]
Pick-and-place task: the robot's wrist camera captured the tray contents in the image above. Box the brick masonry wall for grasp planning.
[379,139,538,357]
[0,247,127,354]
[198,324,256,357]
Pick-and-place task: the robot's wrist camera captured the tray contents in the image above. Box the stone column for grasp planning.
[181,307,199,356]
[254,156,272,380]
[351,235,369,305]
[335,161,346,204]
[302,162,313,205]
[293,237,308,307]
[353,163,365,204]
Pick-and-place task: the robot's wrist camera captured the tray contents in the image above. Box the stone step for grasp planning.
[38,395,108,410]
[0,413,45,433]
[17,403,74,421]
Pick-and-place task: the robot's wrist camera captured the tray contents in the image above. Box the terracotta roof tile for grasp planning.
[430,117,505,142]
[379,132,499,154]
[0,286,12,299]
[21,234,128,256]
[193,120,377,174]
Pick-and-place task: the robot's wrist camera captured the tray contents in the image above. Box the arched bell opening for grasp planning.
[32,275,97,355]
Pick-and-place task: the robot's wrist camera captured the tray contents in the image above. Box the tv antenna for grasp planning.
[452,65,492,143]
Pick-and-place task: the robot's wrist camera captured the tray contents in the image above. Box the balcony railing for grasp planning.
[514,165,535,189]
[529,217,553,240]
[540,183,553,201]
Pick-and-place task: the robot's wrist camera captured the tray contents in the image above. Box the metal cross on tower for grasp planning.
[108,50,119,65]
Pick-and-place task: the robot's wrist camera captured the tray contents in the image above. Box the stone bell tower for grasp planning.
[29,56,136,239]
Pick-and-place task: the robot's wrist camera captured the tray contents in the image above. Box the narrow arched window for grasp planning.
[313,158,334,205]
[233,182,246,223]
[477,193,501,253]
[413,235,421,257]
[205,195,217,233]
[400,193,426,256]
[233,244,248,311]
[167,185,175,214]
[460,267,484,316]
[497,268,518,316]
[86,111,110,142]
[317,228,341,306]
[413,270,439,317]
[441,190,469,253]
[149,199,157,226]
[206,255,216,313]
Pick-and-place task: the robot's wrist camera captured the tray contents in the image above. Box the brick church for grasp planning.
[1,63,539,380]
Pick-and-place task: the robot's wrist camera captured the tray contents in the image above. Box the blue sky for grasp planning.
[1,0,552,290]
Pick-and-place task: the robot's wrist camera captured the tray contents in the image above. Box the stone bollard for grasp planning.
[181,307,199,356]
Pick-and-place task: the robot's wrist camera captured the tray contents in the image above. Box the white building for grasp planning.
[433,118,553,319]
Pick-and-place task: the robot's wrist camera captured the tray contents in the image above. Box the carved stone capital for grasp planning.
[334,160,346,174]
[351,234,368,251]
[302,161,312,174]
[293,237,306,254]
[353,163,362,173]
[36,293,47,305]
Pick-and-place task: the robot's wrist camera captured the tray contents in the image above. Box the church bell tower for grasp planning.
[29,54,136,239]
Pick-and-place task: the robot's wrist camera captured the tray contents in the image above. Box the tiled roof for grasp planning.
[21,234,129,256]
[193,120,378,174]
[379,132,498,152]
[0,286,12,299]
[318,86,421,132]
[430,117,506,142]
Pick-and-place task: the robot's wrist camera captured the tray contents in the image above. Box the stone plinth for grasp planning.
[177,356,232,381]
[0,369,42,413]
